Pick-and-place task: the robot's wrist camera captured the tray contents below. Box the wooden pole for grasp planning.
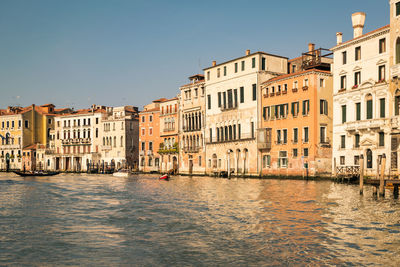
[376,158,380,180]
[359,155,364,195]
[333,158,337,179]
[379,154,386,197]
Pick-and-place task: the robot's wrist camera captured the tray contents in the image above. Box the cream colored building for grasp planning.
[179,74,206,175]
[101,106,139,169]
[332,12,390,176]
[204,50,287,176]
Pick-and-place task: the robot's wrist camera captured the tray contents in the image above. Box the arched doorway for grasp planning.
[172,156,178,174]
[366,149,373,169]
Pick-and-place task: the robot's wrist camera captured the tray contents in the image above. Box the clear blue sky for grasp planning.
[0,0,388,110]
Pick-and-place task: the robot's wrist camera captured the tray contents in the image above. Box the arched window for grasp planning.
[366,149,373,169]
[395,89,400,116]
[396,37,400,64]
[114,136,117,147]
[366,94,373,119]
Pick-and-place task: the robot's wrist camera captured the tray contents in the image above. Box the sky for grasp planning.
[0,0,388,110]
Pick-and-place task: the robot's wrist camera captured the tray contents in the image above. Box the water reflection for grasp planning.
[0,174,399,266]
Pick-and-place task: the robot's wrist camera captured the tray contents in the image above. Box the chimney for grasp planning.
[336,32,343,45]
[352,12,366,38]
[246,49,251,56]
[308,43,315,52]
[212,61,216,67]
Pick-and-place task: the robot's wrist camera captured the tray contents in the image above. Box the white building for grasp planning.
[101,106,139,169]
[332,12,390,176]
[204,50,287,176]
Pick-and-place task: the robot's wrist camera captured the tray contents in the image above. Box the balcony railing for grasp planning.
[62,138,91,145]
[183,126,201,132]
[220,103,238,112]
[206,133,255,144]
[102,145,112,151]
[182,146,200,153]
[163,128,176,133]
[345,118,390,132]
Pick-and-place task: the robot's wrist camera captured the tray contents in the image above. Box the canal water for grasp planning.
[0,173,399,266]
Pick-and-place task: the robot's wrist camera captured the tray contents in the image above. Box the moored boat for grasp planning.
[159,174,169,180]
[13,171,60,177]
[113,169,131,177]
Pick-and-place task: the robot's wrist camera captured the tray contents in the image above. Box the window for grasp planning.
[224,66,227,76]
[235,63,238,73]
[342,51,347,64]
[340,156,345,165]
[293,128,298,143]
[149,141,153,151]
[293,149,298,158]
[199,156,202,166]
[355,46,361,61]
[240,87,244,103]
[320,99,328,115]
[320,79,325,88]
[218,92,221,107]
[380,98,385,118]
[278,151,288,168]
[96,118,99,124]
[277,130,281,144]
[354,155,360,166]
[303,127,309,143]
[141,128,145,136]
[149,115,153,122]
[354,71,361,86]
[396,90,400,116]
[378,65,386,81]
[397,38,400,64]
[217,68,220,78]
[397,2,400,16]
[302,100,310,116]
[25,120,29,128]
[261,57,266,70]
[251,122,255,138]
[293,81,298,89]
[341,105,347,123]
[341,135,346,149]
[320,127,326,143]
[252,57,256,68]
[379,132,385,147]
[304,79,309,87]
[149,128,153,135]
[141,116,145,123]
[141,142,145,151]
[207,71,210,80]
[207,95,211,109]
[340,75,347,90]
[241,60,245,71]
[366,94,373,119]
[263,155,271,168]
[252,84,257,101]
[355,134,360,148]
[379,38,386,53]
[209,128,213,142]
[356,103,361,121]
[283,129,287,144]
[303,148,309,157]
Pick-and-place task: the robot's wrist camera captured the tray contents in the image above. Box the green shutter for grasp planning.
[356,103,361,121]
[367,100,373,119]
[342,105,346,123]
[380,98,385,118]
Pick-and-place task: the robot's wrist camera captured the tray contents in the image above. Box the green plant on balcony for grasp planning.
[158,142,179,154]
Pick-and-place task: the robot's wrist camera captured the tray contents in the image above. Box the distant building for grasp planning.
[260,44,333,177]
[331,13,390,176]
[204,50,287,176]
[179,74,206,175]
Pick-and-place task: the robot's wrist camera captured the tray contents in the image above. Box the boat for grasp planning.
[159,174,169,180]
[13,171,60,177]
[113,169,131,177]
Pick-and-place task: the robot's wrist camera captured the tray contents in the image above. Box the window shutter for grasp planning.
[367,100,373,119]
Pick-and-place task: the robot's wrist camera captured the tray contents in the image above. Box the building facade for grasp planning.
[260,45,333,177]
[204,50,287,176]
[159,97,180,173]
[179,74,206,175]
[139,99,164,172]
[332,12,390,176]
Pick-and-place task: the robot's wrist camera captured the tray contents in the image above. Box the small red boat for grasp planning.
[159,174,169,180]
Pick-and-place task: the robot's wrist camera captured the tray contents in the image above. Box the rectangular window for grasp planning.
[224,66,227,76]
[354,155,360,166]
[341,135,346,149]
[207,71,210,80]
[141,142,145,151]
[217,68,220,78]
[320,78,325,88]
[149,142,153,151]
[302,100,310,116]
[238,124,241,139]
[235,63,238,73]
[218,92,221,107]
[379,132,385,147]
[342,51,347,64]
[240,87,244,103]
[366,99,373,119]
[397,2,400,16]
[241,60,245,71]
[293,128,298,143]
[261,57,266,70]
[320,126,326,143]
[293,149,298,158]
[207,95,211,109]
[354,71,361,86]
[291,102,299,117]
[340,75,347,90]
[252,57,256,68]
[340,156,345,165]
[252,84,257,101]
[342,105,347,123]
[379,38,386,53]
[283,129,287,144]
[378,65,386,81]
[320,99,328,115]
[227,89,233,108]
[380,98,385,118]
[251,122,255,138]
[234,89,238,107]
[209,128,213,142]
[278,151,288,168]
[303,127,309,143]
[356,103,361,121]
[355,46,361,61]
[303,148,309,157]
[277,130,281,144]
[223,92,226,109]
[355,134,360,148]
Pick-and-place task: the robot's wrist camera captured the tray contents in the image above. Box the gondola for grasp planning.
[159,174,169,180]
[13,171,60,177]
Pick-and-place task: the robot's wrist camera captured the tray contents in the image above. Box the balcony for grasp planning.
[102,145,112,151]
[257,128,272,150]
[139,150,145,156]
[163,128,176,133]
[182,146,200,153]
[62,138,91,145]
[220,103,238,112]
[319,139,331,148]
[391,64,400,79]
[183,126,201,133]
[292,88,298,93]
[345,118,389,132]
[206,133,255,144]
[146,150,153,156]
[0,144,20,149]
[158,143,179,154]
[302,86,308,91]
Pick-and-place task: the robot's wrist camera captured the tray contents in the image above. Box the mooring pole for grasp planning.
[379,154,386,197]
[359,155,364,195]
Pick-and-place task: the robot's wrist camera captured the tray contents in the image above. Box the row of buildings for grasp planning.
[2,2,400,178]
[139,1,400,177]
